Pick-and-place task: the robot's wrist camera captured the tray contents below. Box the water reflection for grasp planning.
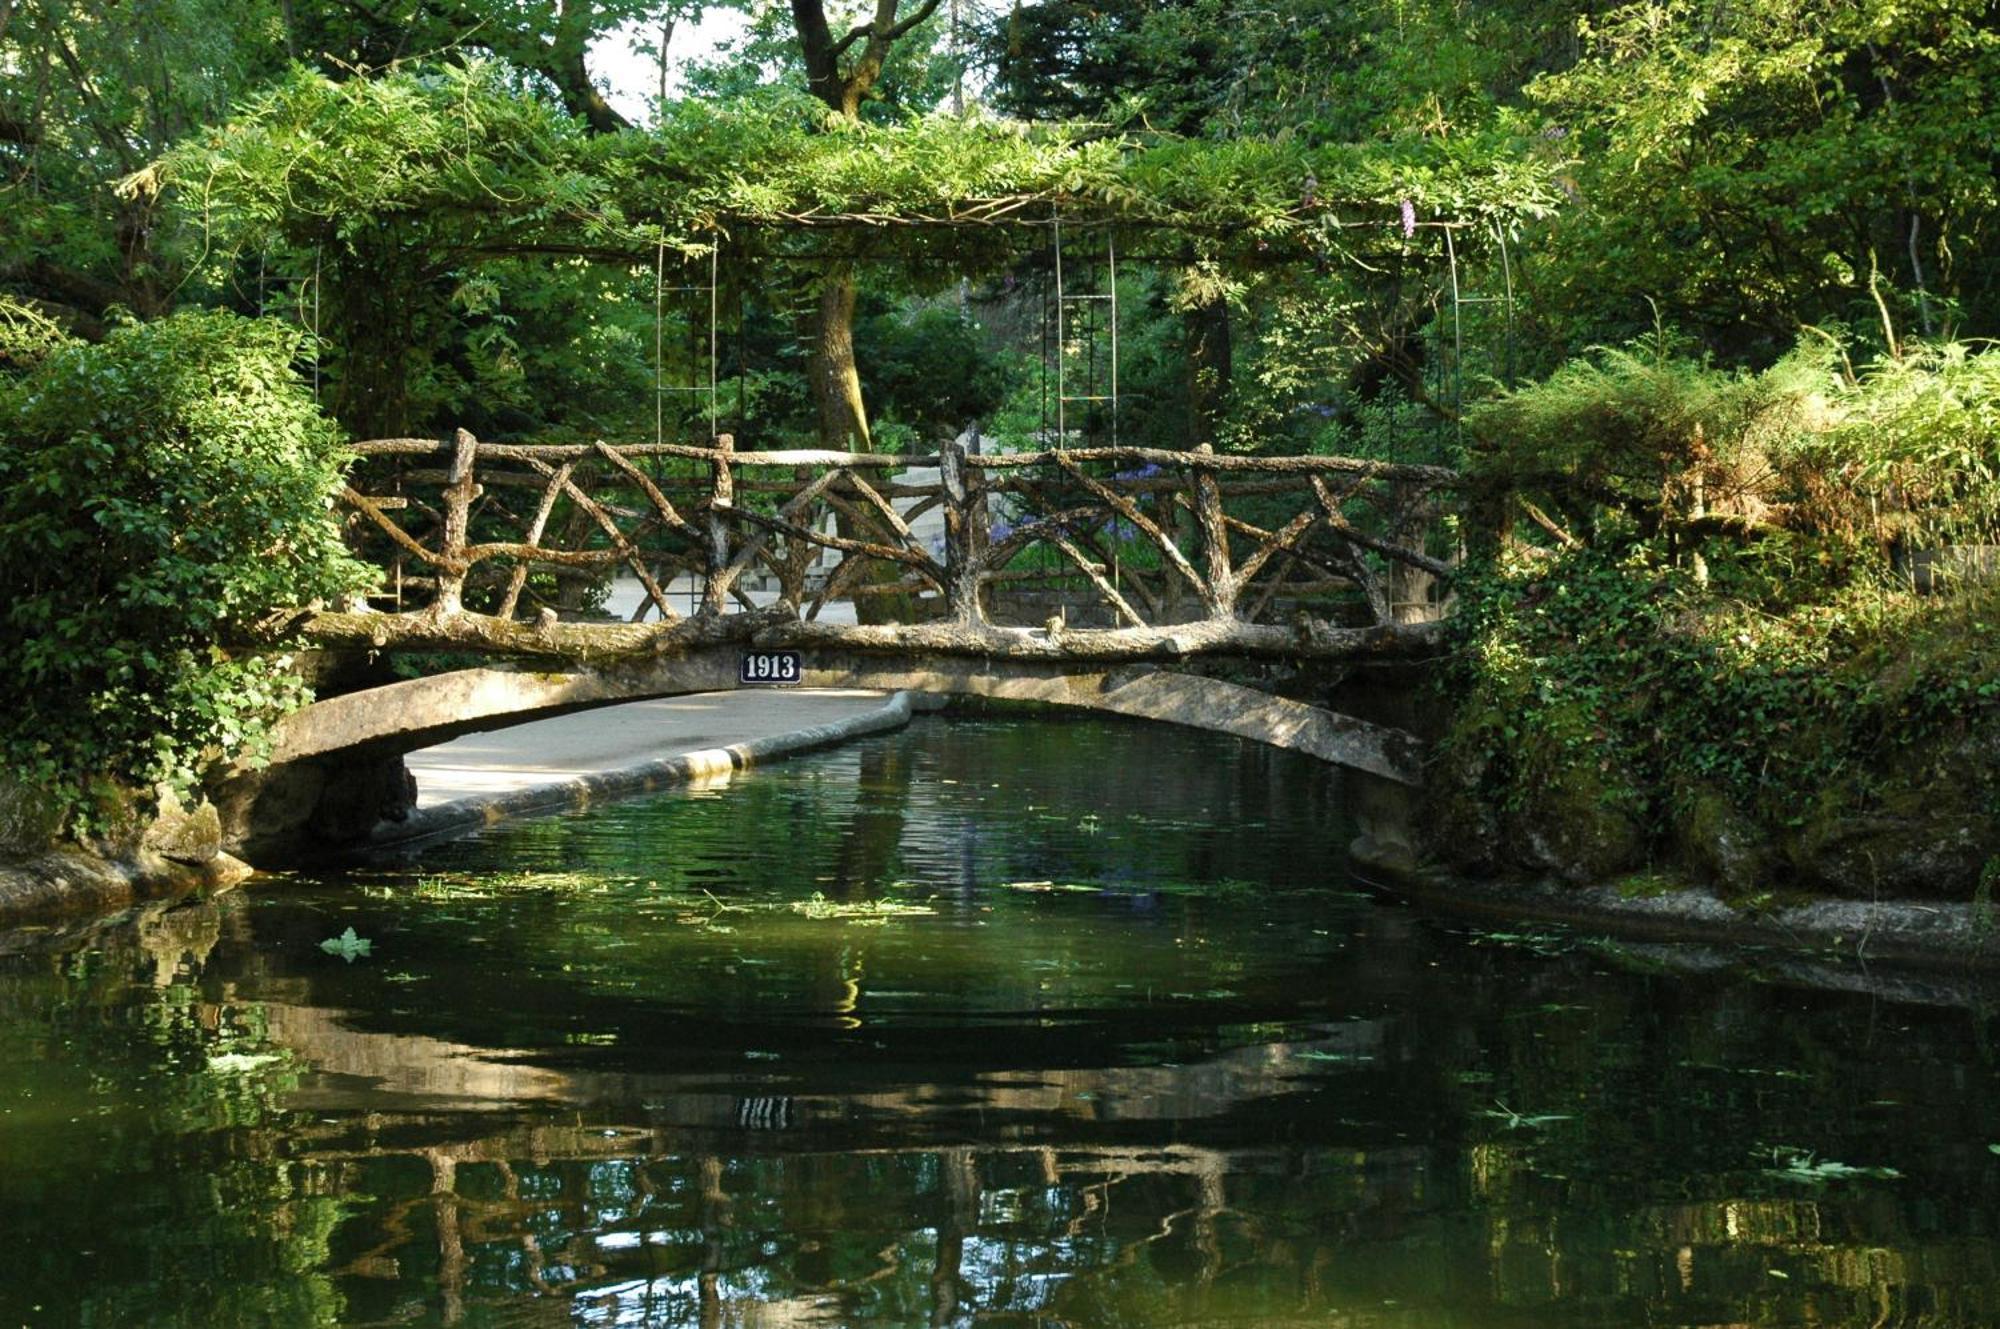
[2,718,1999,1327]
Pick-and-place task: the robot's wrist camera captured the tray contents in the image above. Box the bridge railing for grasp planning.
[337,431,1460,633]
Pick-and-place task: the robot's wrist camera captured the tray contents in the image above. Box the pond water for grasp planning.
[3,716,1999,1328]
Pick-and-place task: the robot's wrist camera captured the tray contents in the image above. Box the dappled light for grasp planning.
[5,0,2000,1323]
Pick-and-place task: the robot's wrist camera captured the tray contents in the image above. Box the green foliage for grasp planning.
[318,926,373,961]
[0,0,291,325]
[145,61,1554,441]
[1437,336,2000,894]
[1813,341,2000,544]
[163,62,1553,253]
[1518,0,2000,355]
[0,297,77,376]
[1468,333,2000,549]
[855,301,1015,440]
[0,310,370,827]
[1439,540,2000,873]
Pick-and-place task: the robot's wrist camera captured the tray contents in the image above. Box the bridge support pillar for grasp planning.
[208,750,417,866]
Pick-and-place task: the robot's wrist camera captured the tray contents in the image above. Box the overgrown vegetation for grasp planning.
[0,311,368,832]
[1434,335,2000,897]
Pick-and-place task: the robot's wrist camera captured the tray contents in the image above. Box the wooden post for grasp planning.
[1191,443,1232,618]
[940,438,985,624]
[434,428,479,615]
[1387,478,1436,623]
[702,433,734,616]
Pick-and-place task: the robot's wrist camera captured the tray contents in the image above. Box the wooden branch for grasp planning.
[718,465,850,587]
[731,504,937,572]
[348,438,1456,486]
[702,434,734,614]
[977,504,1106,572]
[806,551,867,621]
[591,442,703,546]
[267,604,1446,665]
[434,429,480,611]
[353,439,933,469]
[454,543,631,569]
[881,0,944,41]
[938,439,983,622]
[267,602,789,662]
[827,20,870,57]
[1069,525,1164,618]
[498,461,574,620]
[1046,533,1145,626]
[1055,454,1210,605]
[1216,511,1360,592]
[843,467,943,574]
[1309,476,1457,580]
[1334,535,1391,624]
[527,459,678,621]
[1243,551,1299,622]
[1190,445,1233,615]
[976,446,1459,486]
[1519,497,1580,549]
[341,487,445,567]
[1234,507,1319,590]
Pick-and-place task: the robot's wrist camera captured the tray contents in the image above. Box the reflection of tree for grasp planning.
[15,726,2000,1326]
[929,1146,977,1326]
[825,739,913,897]
[0,902,346,1327]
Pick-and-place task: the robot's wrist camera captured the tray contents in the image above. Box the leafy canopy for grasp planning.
[156,62,1560,265]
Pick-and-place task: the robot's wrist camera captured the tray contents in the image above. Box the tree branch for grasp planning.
[881,0,944,43]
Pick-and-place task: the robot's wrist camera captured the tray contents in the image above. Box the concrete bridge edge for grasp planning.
[263,647,1426,785]
[217,649,1427,863]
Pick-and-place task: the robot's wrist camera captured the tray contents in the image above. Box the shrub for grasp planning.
[0,310,371,832]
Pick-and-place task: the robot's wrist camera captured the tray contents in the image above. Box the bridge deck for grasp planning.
[405,689,890,807]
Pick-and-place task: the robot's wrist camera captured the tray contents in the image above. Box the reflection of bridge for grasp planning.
[224,432,1457,858]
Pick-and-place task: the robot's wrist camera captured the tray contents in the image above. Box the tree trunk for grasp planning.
[787,0,945,621]
[811,257,912,623]
[809,260,870,454]
[1186,294,1232,448]
[328,254,417,440]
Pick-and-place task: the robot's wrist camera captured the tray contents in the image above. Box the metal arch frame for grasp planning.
[1051,213,1120,449]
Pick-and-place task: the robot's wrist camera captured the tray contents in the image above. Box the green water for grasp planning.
[3,716,1999,1328]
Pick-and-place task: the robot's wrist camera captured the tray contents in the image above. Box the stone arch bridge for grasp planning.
[219,432,1458,861]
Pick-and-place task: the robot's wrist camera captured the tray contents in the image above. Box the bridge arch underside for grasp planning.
[213,647,1423,864]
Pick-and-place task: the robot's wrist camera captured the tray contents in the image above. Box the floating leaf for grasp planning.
[1760,1147,1901,1184]
[319,926,372,962]
[790,892,936,921]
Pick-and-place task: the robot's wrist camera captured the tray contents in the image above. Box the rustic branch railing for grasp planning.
[316,429,1459,663]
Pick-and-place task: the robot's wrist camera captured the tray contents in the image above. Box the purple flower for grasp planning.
[1113,462,1163,481]
[989,520,1013,542]
[1400,198,1417,239]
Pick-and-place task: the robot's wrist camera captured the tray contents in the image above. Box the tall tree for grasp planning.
[287,0,658,131]
[783,0,943,464]
[0,0,289,333]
